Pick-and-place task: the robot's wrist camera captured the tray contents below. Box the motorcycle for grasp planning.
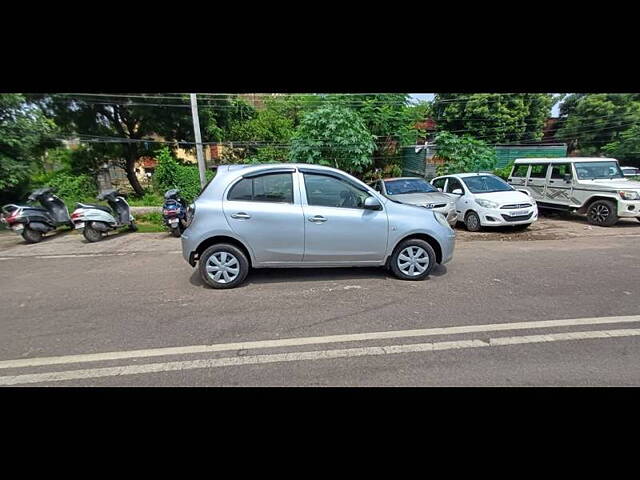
[162,188,187,237]
[1,187,73,243]
[70,189,137,242]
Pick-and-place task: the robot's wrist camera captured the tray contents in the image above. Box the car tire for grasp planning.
[389,239,436,281]
[464,211,482,232]
[83,224,103,242]
[22,227,43,244]
[199,243,249,289]
[586,199,618,226]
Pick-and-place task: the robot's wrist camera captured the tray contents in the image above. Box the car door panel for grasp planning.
[223,173,305,264]
[544,163,574,207]
[300,172,388,264]
[526,164,549,201]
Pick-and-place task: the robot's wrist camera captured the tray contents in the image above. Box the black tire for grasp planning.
[465,211,482,232]
[22,227,43,244]
[170,227,181,237]
[199,243,250,289]
[586,199,618,226]
[389,239,436,281]
[83,224,103,242]
[129,220,138,232]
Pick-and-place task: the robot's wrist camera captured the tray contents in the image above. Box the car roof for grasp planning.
[381,177,427,182]
[513,157,619,164]
[435,172,499,179]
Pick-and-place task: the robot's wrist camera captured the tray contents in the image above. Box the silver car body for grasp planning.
[181,164,456,269]
[370,178,458,226]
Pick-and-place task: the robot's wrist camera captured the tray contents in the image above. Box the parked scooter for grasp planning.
[70,189,137,242]
[1,187,73,243]
[162,189,187,237]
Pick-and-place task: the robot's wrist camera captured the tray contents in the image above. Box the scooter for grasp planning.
[70,189,137,242]
[162,188,187,237]
[1,187,73,243]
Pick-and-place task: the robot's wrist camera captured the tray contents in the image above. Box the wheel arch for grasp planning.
[577,195,618,214]
[387,233,443,265]
[193,235,254,267]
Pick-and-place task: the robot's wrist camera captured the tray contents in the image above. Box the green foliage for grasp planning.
[558,94,640,159]
[127,191,164,206]
[152,147,214,203]
[29,168,97,208]
[493,162,514,180]
[0,94,58,202]
[289,105,376,174]
[433,93,555,143]
[433,131,498,176]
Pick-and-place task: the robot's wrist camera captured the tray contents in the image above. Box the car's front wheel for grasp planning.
[199,243,249,289]
[389,239,436,281]
[586,199,618,226]
[464,211,482,232]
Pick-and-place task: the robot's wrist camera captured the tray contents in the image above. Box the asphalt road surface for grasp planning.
[1,225,639,386]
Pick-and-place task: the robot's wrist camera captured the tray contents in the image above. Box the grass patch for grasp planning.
[135,211,166,232]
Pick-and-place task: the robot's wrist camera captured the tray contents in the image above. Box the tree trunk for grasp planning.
[124,146,145,196]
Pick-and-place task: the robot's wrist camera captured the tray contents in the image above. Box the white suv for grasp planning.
[508,157,640,226]
[431,173,538,232]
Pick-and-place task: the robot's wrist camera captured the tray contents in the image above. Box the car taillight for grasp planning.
[186,203,195,227]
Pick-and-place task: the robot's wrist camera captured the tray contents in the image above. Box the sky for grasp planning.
[409,93,563,117]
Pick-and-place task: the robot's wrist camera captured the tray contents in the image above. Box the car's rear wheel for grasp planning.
[586,199,618,226]
[199,243,249,289]
[465,211,482,232]
[389,239,436,281]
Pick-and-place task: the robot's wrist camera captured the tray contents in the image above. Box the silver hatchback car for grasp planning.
[181,164,456,289]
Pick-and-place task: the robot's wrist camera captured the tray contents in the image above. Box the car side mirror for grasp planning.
[564,173,572,183]
[436,187,443,192]
[451,188,463,195]
[364,196,382,210]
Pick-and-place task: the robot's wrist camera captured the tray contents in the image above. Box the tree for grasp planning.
[36,94,201,196]
[433,93,555,144]
[432,131,498,176]
[601,125,640,166]
[0,94,58,202]
[556,94,640,155]
[289,105,376,174]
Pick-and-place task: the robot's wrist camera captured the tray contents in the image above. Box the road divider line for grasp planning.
[1,315,640,371]
[2,328,640,386]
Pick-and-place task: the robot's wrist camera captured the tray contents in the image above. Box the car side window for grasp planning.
[432,178,446,191]
[511,164,530,178]
[529,164,550,179]
[550,164,571,179]
[303,173,370,209]
[372,181,382,193]
[445,178,463,194]
[227,173,294,203]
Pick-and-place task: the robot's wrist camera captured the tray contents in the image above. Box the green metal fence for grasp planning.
[494,144,567,168]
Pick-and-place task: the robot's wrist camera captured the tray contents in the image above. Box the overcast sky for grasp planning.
[409,93,562,117]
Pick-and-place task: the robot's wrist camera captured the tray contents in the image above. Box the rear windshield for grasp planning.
[462,175,514,193]
[384,178,437,195]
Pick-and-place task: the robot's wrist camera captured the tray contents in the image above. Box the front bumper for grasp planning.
[618,200,640,218]
[478,206,538,226]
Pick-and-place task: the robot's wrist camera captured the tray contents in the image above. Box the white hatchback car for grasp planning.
[431,173,538,231]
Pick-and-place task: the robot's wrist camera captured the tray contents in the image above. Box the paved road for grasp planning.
[1,227,639,386]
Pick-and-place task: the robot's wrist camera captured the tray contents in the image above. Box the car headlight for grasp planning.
[433,211,450,228]
[619,190,640,200]
[476,199,499,209]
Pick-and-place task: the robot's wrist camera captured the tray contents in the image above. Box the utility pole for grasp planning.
[190,93,207,187]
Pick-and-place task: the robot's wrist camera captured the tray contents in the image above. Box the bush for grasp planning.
[30,168,97,207]
[493,162,514,180]
[152,147,214,203]
[433,132,498,176]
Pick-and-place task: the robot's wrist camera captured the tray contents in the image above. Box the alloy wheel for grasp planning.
[589,204,609,224]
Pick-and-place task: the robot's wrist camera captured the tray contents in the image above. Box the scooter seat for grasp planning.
[77,203,112,214]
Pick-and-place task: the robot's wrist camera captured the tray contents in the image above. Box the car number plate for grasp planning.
[75,222,85,229]
[510,209,529,216]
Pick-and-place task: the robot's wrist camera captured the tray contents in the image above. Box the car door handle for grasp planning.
[231,212,251,219]
[308,215,327,223]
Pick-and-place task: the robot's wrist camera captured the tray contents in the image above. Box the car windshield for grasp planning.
[462,175,513,193]
[384,178,437,195]
[575,161,624,180]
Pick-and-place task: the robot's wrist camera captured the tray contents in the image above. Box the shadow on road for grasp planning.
[189,263,447,289]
